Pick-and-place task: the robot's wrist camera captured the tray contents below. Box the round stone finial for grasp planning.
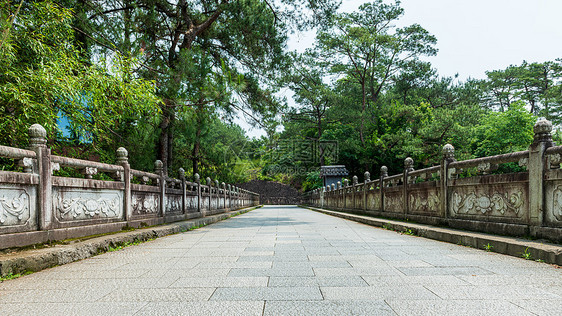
[442,144,455,160]
[206,177,212,185]
[28,124,47,148]
[214,179,219,187]
[178,168,185,178]
[364,171,370,182]
[194,173,200,182]
[404,157,414,172]
[116,147,128,164]
[533,119,553,144]
[404,157,413,168]
[154,160,163,173]
[331,183,336,190]
[352,175,358,185]
[337,181,342,189]
[221,182,226,189]
[380,166,388,177]
[534,118,552,135]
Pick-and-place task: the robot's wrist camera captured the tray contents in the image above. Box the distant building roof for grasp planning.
[320,165,349,177]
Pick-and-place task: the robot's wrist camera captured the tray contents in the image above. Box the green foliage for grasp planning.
[0,271,33,282]
[473,101,535,157]
[521,247,533,260]
[301,171,322,192]
[0,1,160,163]
[1,1,558,193]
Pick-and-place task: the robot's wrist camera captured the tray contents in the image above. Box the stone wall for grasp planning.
[236,180,301,205]
[0,124,260,250]
[302,119,562,243]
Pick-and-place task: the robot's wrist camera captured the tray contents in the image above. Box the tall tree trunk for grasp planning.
[158,104,172,175]
[316,107,325,166]
[360,82,366,145]
[192,124,202,175]
[192,104,204,175]
[167,112,174,171]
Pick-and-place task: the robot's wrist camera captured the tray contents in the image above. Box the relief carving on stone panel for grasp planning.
[54,190,122,221]
[552,186,562,221]
[0,188,31,225]
[409,190,440,214]
[368,195,381,210]
[451,189,524,217]
[384,195,403,213]
[132,193,159,215]
[166,195,182,214]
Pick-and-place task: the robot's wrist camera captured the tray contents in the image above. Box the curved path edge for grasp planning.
[303,206,562,266]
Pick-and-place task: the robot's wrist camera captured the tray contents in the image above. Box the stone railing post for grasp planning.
[404,157,414,215]
[320,185,325,209]
[28,124,51,230]
[441,144,456,218]
[352,175,358,209]
[206,177,212,214]
[154,160,165,217]
[234,186,238,209]
[221,182,226,210]
[179,168,186,215]
[528,119,553,227]
[195,173,201,215]
[214,180,219,211]
[116,147,131,221]
[330,183,332,209]
[380,166,388,212]
[339,181,343,210]
[227,184,232,210]
[364,171,370,211]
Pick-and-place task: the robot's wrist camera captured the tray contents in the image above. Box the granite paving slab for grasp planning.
[1,205,560,316]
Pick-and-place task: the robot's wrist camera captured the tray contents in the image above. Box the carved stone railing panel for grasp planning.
[186,196,198,212]
[448,183,527,221]
[366,190,381,211]
[409,188,440,215]
[131,192,159,217]
[0,185,37,232]
[53,188,123,222]
[544,172,562,225]
[384,191,403,213]
[165,194,182,215]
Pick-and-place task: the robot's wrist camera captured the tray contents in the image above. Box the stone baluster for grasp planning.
[380,166,388,212]
[28,124,51,230]
[206,177,212,213]
[226,184,232,211]
[528,119,553,227]
[222,182,226,210]
[404,157,414,215]
[195,173,201,214]
[363,171,370,211]
[154,160,165,217]
[179,168,186,215]
[116,147,131,220]
[441,144,455,218]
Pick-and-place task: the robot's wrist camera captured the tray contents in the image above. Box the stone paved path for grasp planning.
[1,206,561,315]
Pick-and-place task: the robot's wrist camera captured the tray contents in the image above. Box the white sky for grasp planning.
[237,0,562,138]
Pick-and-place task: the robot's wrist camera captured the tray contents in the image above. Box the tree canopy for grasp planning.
[2,0,560,190]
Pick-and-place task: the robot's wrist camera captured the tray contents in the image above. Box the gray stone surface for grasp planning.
[1,205,560,315]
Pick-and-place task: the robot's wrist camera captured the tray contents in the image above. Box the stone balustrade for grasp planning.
[0,124,259,250]
[302,119,562,242]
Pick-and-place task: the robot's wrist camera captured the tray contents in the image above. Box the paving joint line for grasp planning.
[303,206,562,266]
[0,205,262,278]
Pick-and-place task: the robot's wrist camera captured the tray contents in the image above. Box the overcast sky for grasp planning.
[237,0,562,138]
